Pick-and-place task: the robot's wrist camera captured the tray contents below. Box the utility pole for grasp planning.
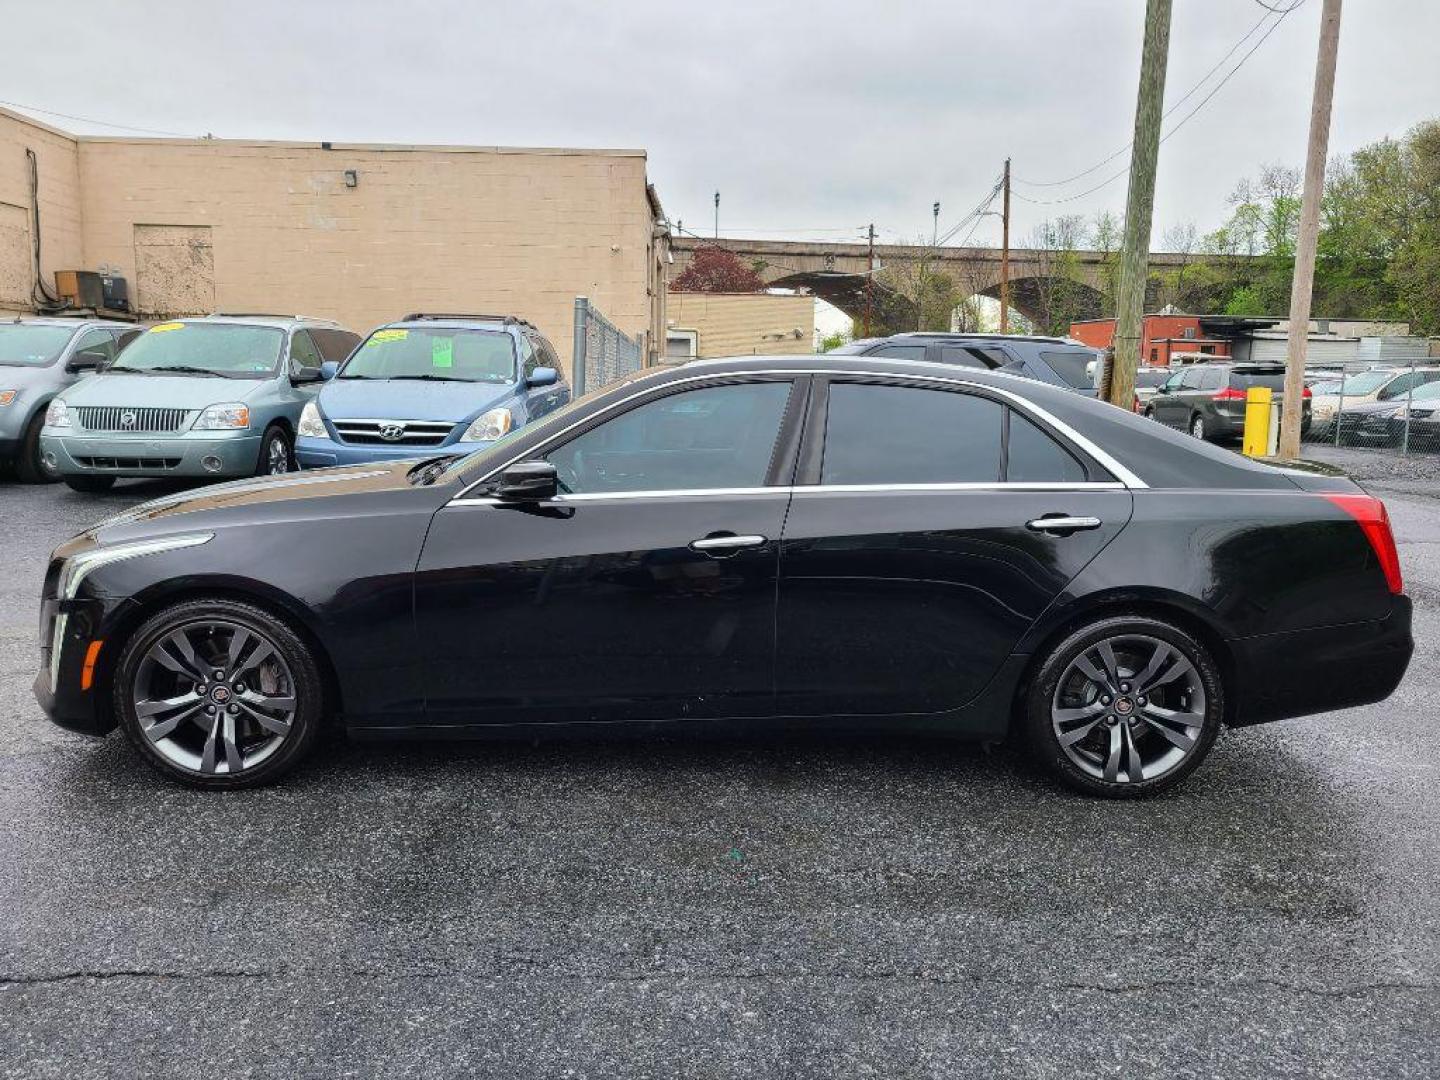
[1279,0,1342,460]
[917,201,939,331]
[1000,157,1012,334]
[713,191,720,239]
[1108,0,1173,409]
[864,223,876,338]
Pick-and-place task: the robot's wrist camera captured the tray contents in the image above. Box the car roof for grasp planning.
[887,331,1082,346]
[192,314,342,330]
[4,316,128,330]
[385,312,534,332]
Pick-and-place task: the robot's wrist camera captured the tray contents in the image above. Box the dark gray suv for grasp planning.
[1145,362,1311,442]
[828,333,1103,396]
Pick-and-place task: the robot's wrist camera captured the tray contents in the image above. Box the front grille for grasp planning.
[333,419,455,447]
[74,406,189,433]
[75,456,183,470]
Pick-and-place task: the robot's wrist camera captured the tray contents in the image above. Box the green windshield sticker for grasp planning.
[432,337,454,368]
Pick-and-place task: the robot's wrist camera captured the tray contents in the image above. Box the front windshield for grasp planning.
[341,327,516,383]
[1399,382,1440,402]
[1325,370,1395,396]
[110,322,284,377]
[0,324,76,367]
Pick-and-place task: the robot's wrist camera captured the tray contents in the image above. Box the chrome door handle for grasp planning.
[1027,515,1102,533]
[690,534,767,556]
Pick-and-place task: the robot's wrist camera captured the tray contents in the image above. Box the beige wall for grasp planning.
[0,110,83,315]
[667,291,815,358]
[0,107,667,378]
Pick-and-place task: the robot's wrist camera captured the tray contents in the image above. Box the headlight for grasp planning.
[297,401,327,438]
[49,533,213,689]
[193,402,250,430]
[45,399,70,428]
[460,407,513,443]
[0,390,16,407]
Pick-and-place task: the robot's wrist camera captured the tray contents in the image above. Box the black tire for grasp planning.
[1189,413,1207,441]
[1021,614,1224,798]
[255,425,293,477]
[13,410,56,484]
[63,474,116,493]
[113,597,325,790]
[1142,406,1155,420]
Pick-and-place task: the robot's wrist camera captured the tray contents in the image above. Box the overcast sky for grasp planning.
[5,0,1437,251]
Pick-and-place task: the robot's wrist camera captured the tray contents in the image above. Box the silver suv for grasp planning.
[0,318,141,482]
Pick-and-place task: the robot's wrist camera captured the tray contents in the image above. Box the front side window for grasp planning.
[71,328,117,363]
[545,381,792,495]
[109,322,285,377]
[340,327,516,384]
[288,330,323,374]
[0,324,77,367]
[821,383,1004,485]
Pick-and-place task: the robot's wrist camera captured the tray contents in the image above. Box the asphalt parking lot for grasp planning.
[2,460,1438,1079]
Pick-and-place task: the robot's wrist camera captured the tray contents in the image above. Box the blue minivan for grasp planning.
[295,313,570,468]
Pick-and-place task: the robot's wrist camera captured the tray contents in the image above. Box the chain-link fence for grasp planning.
[572,296,644,396]
[1302,357,1440,456]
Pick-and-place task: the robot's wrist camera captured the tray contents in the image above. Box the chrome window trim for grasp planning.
[449,367,1148,504]
[449,481,1126,507]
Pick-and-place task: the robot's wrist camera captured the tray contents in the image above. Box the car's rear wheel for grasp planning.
[13,410,57,483]
[1142,406,1155,420]
[256,425,293,476]
[1189,413,1207,441]
[113,598,324,789]
[63,474,115,493]
[1022,615,1224,798]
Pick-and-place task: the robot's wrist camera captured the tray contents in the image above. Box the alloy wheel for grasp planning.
[267,435,290,475]
[131,619,297,776]
[1190,415,1205,440]
[1050,633,1206,785]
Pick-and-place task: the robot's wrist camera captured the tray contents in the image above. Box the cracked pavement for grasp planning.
[2,462,1438,1079]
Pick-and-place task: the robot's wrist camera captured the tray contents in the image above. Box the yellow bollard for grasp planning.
[1242,386,1273,457]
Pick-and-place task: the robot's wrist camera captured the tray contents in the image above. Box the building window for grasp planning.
[1200,345,1215,355]
[1149,348,1159,363]
[666,329,698,361]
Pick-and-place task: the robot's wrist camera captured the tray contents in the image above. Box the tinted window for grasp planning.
[114,329,142,352]
[518,334,538,377]
[939,346,993,370]
[1229,369,1287,391]
[1199,367,1224,390]
[821,383,1003,485]
[536,336,563,378]
[1006,411,1087,483]
[1135,369,1169,388]
[311,328,360,363]
[545,381,792,494]
[72,328,116,362]
[289,330,323,374]
[868,344,928,361]
[1039,349,1099,389]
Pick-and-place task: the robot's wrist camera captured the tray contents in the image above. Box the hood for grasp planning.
[0,363,71,396]
[1341,398,1410,416]
[87,459,434,542]
[59,372,271,410]
[318,377,515,423]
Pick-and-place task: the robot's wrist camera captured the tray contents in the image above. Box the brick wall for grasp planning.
[0,110,83,314]
[667,292,815,358]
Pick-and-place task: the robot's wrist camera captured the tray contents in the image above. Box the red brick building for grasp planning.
[1070,314,1231,366]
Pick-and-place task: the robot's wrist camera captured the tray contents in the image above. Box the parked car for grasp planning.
[1335,381,1440,449]
[1145,362,1310,442]
[1132,366,1172,409]
[828,332,1104,396]
[295,313,569,469]
[1311,366,1440,439]
[40,314,358,491]
[36,353,1411,797]
[0,318,141,482]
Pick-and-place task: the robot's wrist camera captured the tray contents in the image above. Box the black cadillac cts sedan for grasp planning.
[35,355,1412,796]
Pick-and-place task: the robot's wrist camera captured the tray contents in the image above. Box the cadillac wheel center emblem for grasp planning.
[120,411,138,429]
[378,422,406,442]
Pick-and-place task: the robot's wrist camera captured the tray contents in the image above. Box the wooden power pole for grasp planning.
[864,223,876,338]
[1000,158,1011,334]
[1279,0,1343,460]
[1109,0,1173,409]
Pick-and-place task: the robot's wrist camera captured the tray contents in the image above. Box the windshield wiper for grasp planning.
[337,373,374,380]
[113,365,225,378]
[389,374,475,383]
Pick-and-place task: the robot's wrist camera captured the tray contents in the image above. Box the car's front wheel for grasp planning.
[13,411,57,483]
[113,598,324,789]
[1022,615,1224,797]
[1189,413,1207,441]
[256,425,293,476]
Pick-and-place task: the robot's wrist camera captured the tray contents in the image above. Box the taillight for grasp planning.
[1132,394,1141,413]
[1302,386,1313,398]
[1213,387,1246,401]
[1324,493,1403,594]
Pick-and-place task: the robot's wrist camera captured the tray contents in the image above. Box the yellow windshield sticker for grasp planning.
[432,338,454,368]
[372,328,408,343]
[150,322,186,333]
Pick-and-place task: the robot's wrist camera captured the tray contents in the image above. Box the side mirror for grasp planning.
[67,348,108,373]
[494,460,558,501]
[319,361,339,381]
[526,366,559,388]
[291,367,323,385]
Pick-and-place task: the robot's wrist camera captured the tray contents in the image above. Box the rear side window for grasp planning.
[1006,411,1087,483]
[1229,370,1286,391]
[311,328,360,363]
[939,346,995,370]
[867,344,928,361]
[1039,349,1099,390]
[821,383,1003,485]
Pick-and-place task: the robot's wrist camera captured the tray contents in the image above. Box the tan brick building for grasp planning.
[1,107,669,378]
[665,291,815,361]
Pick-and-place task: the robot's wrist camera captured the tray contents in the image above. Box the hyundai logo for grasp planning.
[120,411,137,429]
[378,422,407,442]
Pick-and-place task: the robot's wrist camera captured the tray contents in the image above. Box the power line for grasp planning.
[1015,0,1306,190]
[1011,1,1304,208]
[0,96,197,138]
